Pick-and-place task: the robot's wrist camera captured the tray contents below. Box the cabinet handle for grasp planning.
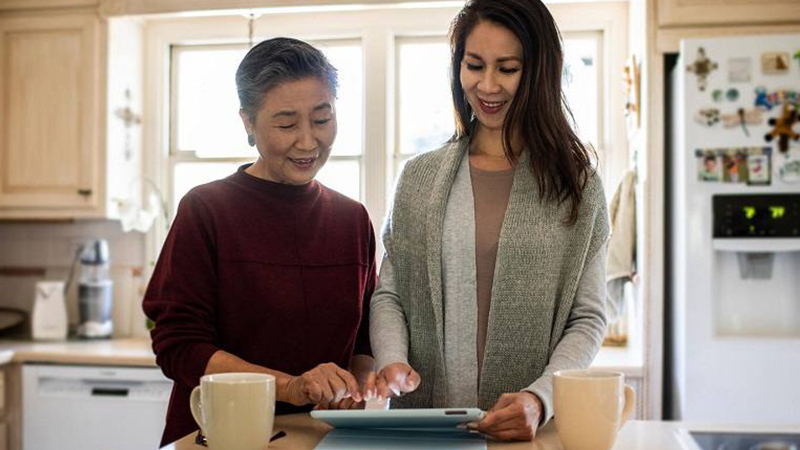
[77,189,92,197]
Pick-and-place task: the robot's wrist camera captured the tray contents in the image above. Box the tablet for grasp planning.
[310,408,485,429]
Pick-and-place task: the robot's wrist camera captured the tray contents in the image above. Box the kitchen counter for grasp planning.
[0,338,639,373]
[163,414,800,450]
[0,337,156,366]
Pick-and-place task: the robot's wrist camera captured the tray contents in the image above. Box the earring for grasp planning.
[247,134,255,147]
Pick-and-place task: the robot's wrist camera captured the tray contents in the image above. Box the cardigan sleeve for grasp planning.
[369,254,410,370]
[142,191,221,388]
[369,159,413,371]
[523,241,608,426]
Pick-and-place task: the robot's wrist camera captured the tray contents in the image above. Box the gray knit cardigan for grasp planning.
[384,139,610,411]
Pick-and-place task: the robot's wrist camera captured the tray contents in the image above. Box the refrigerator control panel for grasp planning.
[713,194,800,238]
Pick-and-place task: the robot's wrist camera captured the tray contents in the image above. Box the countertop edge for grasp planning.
[0,338,158,367]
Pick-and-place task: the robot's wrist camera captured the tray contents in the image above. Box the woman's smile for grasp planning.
[288,156,318,170]
[478,98,508,115]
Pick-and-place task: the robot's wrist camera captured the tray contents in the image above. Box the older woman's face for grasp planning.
[241,77,336,185]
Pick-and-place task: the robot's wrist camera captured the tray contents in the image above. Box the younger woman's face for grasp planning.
[460,19,523,132]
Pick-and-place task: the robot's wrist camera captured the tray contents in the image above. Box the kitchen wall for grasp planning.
[0,220,149,338]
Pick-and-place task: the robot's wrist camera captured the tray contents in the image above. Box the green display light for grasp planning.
[770,206,785,219]
[743,206,756,219]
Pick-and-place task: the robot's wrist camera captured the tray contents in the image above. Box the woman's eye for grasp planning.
[313,118,332,125]
[276,124,295,130]
[500,67,520,74]
[466,63,483,71]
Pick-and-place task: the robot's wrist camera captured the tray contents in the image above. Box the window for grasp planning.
[147,3,627,252]
[394,33,602,177]
[169,40,363,216]
[395,37,453,174]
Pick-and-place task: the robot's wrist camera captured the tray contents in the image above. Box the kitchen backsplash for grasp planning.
[0,220,148,338]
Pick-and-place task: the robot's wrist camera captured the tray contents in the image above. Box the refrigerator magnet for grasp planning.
[722,150,747,183]
[746,147,772,186]
[761,52,790,74]
[687,47,717,91]
[764,104,799,154]
[778,149,800,184]
[728,57,752,83]
[694,108,721,126]
[721,108,763,136]
[696,149,722,182]
[754,87,774,110]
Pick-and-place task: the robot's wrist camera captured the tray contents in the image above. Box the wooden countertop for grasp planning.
[0,339,640,373]
[166,414,775,450]
[164,413,566,450]
[0,338,156,366]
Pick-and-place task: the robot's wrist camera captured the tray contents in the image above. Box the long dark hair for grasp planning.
[449,0,596,224]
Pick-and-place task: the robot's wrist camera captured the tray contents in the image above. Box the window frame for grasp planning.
[143,2,628,259]
[168,40,365,215]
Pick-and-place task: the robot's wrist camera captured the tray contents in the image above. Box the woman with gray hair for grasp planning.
[144,37,376,446]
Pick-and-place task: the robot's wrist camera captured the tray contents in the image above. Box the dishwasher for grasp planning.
[22,363,172,450]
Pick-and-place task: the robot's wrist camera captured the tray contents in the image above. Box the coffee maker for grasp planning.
[76,240,114,339]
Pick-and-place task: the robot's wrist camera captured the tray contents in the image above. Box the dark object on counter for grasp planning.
[0,307,27,337]
[194,430,286,446]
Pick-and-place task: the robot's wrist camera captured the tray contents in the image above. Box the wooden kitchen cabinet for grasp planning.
[0,0,98,11]
[658,0,800,27]
[0,12,103,218]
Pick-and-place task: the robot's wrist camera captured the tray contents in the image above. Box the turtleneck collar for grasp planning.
[229,163,320,199]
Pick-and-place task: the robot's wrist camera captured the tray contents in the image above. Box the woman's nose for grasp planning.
[296,124,318,152]
[478,70,501,94]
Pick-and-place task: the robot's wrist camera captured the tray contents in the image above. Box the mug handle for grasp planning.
[190,386,205,434]
[620,384,636,429]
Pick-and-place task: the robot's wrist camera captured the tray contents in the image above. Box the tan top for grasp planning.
[469,162,515,374]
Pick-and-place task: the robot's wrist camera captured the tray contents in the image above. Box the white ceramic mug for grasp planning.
[190,373,276,450]
[553,370,635,450]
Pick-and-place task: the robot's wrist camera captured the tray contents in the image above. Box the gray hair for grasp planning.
[235,37,338,122]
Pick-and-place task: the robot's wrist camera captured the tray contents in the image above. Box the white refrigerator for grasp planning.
[668,34,800,424]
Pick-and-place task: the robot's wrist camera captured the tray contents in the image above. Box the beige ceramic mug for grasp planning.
[553,370,635,450]
[190,373,276,450]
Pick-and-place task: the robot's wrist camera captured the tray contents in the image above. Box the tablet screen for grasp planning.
[311,408,485,429]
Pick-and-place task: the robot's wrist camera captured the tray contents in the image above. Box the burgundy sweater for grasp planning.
[143,165,376,446]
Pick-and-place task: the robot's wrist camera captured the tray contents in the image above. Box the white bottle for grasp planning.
[31,281,69,341]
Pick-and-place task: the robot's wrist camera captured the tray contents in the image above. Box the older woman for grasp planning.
[367,0,609,442]
[143,37,376,446]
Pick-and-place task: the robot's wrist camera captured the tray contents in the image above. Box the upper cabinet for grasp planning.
[0,13,102,218]
[0,0,98,11]
[0,6,143,220]
[658,0,800,27]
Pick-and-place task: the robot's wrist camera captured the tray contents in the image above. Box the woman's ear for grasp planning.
[239,109,253,135]
[240,109,256,147]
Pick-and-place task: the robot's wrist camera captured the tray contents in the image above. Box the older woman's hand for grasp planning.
[284,362,362,409]
[363,362,421,400]
[467,392,543,441]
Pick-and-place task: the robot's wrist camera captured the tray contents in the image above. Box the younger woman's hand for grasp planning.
[283,362,362,409]
[467,392,543,441]
[363,362,421,400]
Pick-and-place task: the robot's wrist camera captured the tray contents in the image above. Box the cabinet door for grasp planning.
[0,0,98,10]
[0,14,101,214]
[659,0,800,27]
